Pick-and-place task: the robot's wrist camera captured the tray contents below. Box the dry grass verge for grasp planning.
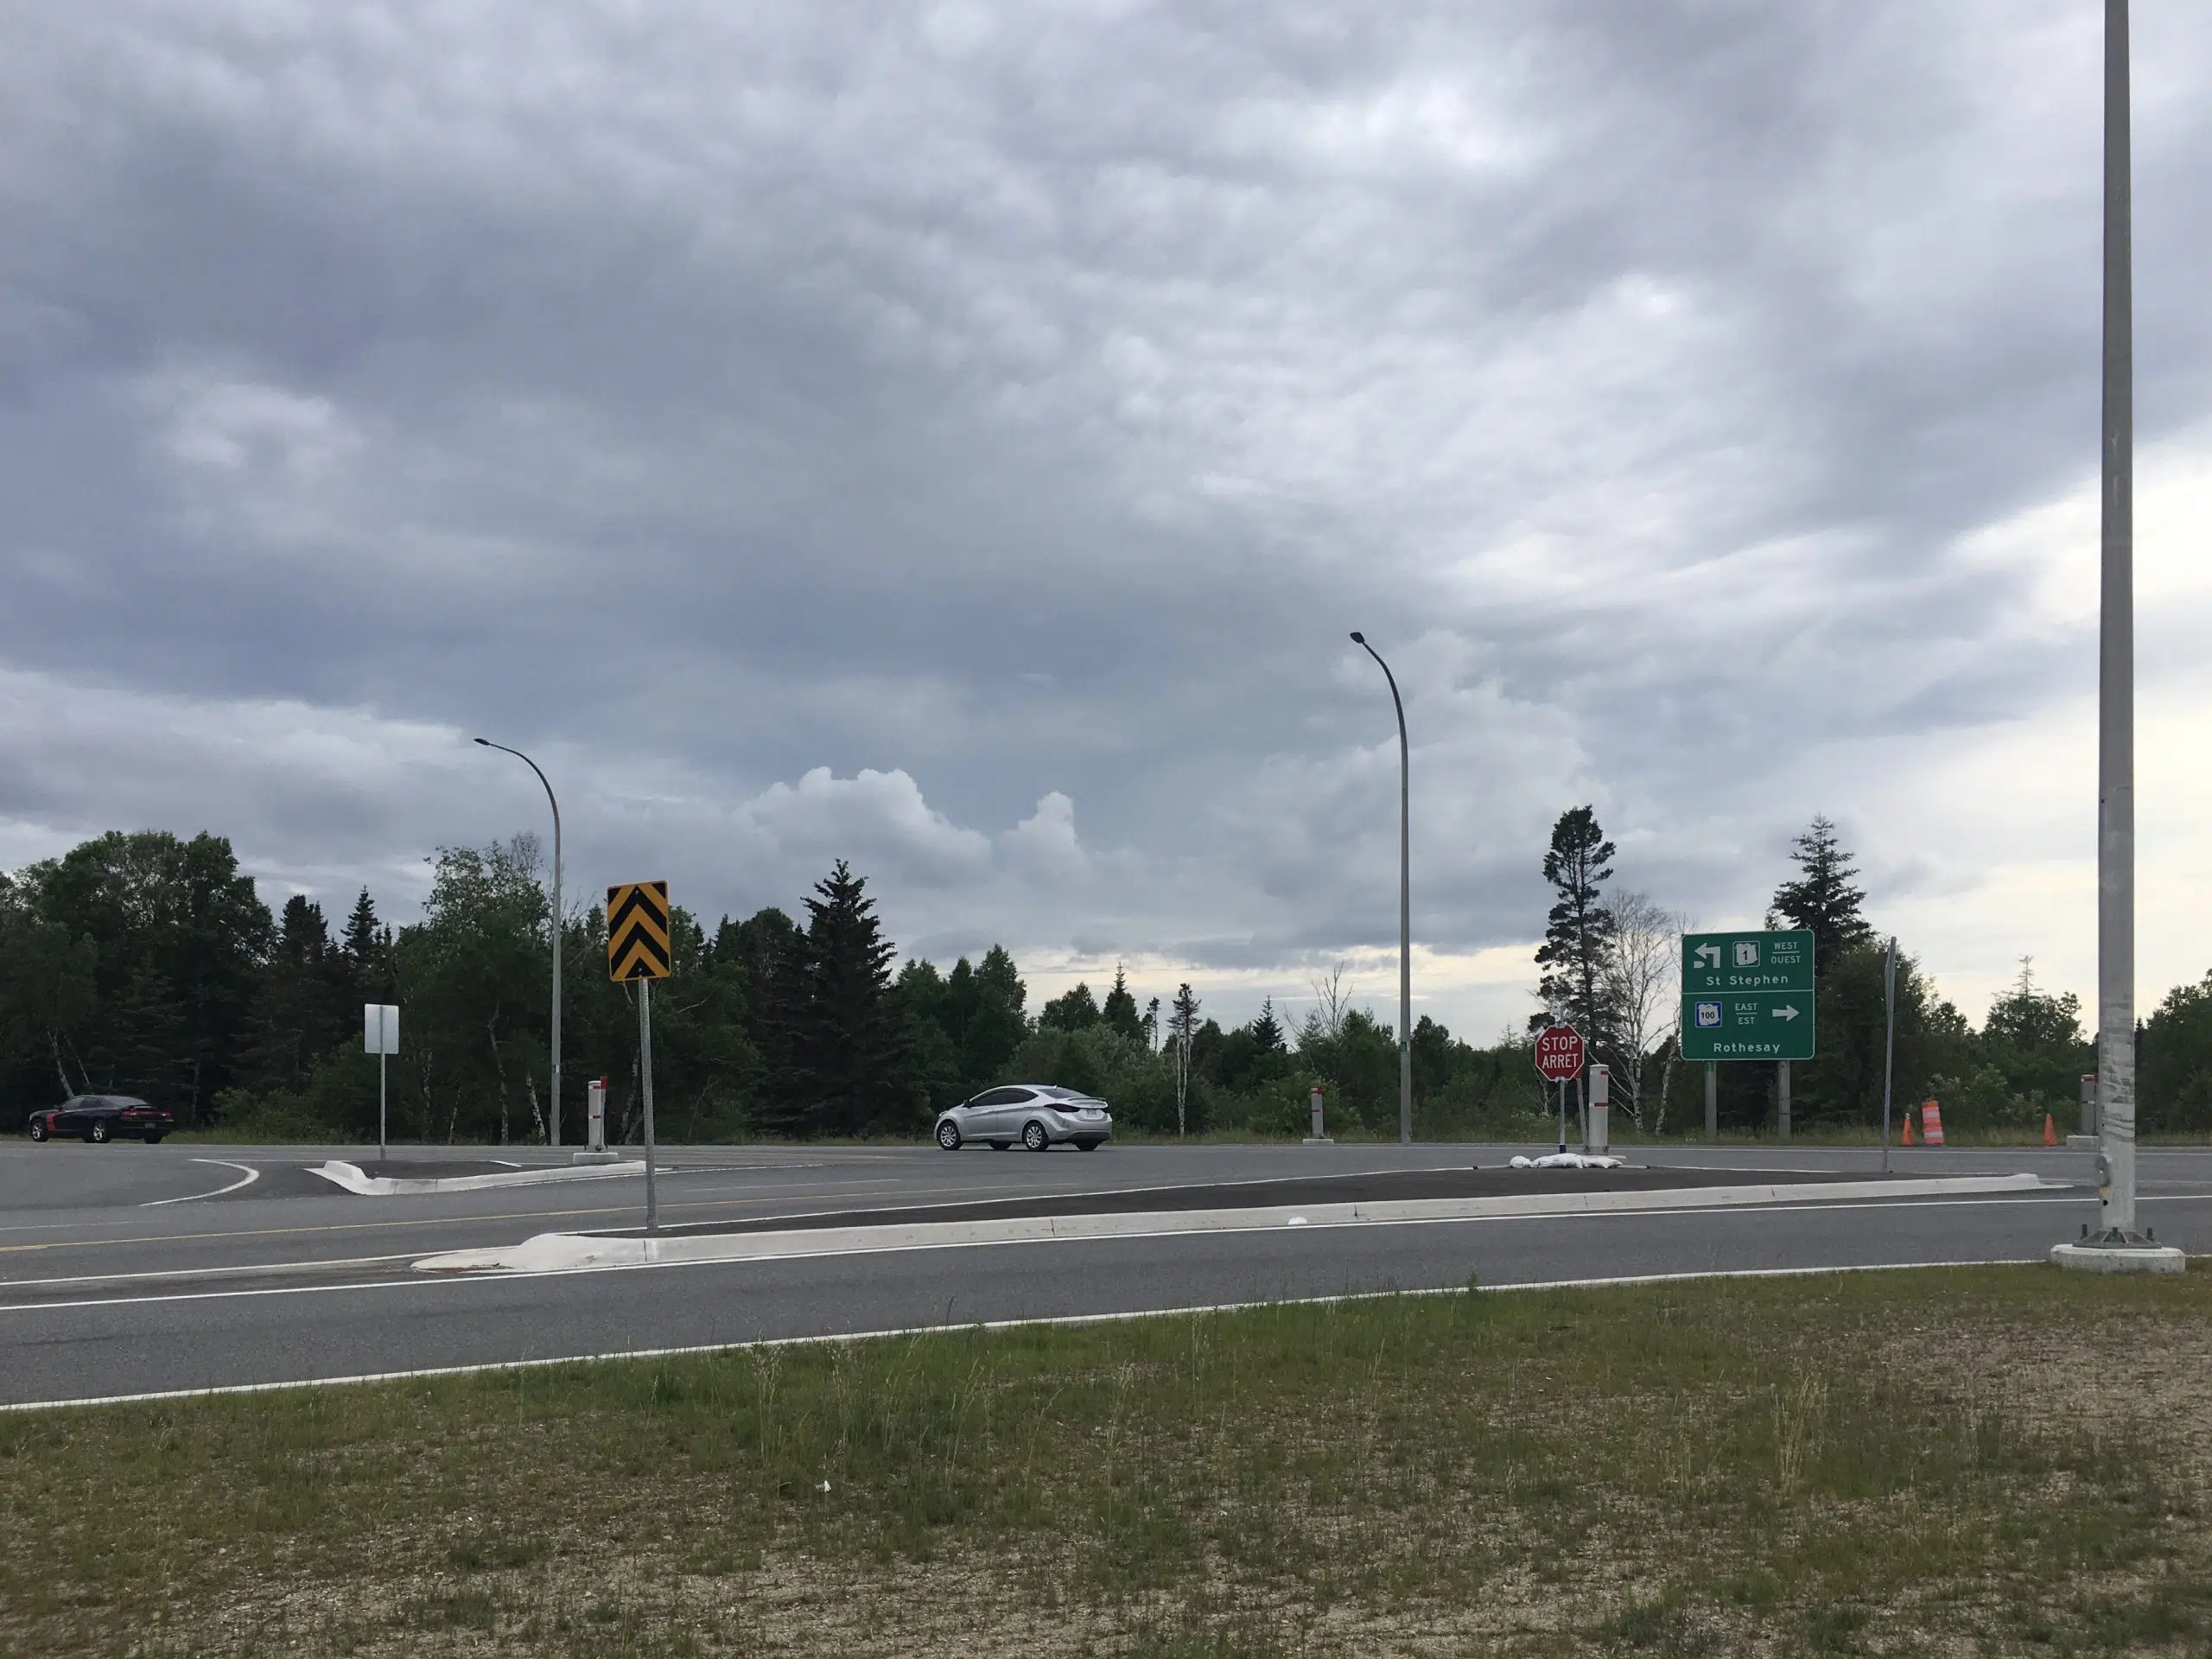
[5,1266,2211,1656]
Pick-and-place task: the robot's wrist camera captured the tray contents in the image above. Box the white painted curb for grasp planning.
[415,1172,2051,1274]
[313,1160,645,1196]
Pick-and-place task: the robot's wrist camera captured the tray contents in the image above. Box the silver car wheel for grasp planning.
[936,1120,962,1151]
[1022,1121,1049,1152]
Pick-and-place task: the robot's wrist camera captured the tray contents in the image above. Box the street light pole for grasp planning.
[2054,0,2177,1273]
[1350,632,1413,1146]
[474,738,563,1150]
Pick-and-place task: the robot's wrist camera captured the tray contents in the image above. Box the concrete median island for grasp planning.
[415,1165,2053,1274]
[310,1158,645,1196]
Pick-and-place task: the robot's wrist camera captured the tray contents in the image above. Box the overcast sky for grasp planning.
[4,1,2209,1039]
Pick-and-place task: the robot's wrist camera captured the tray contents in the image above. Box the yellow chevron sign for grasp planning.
[606,880,672,982]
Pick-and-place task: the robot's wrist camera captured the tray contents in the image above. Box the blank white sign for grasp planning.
[363,1003,400,1055]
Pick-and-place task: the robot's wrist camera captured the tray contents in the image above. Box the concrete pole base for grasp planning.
[2050,1238,2186,1274]
[571,1148,621,1166]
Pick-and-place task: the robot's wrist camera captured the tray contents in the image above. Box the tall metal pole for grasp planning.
[1350,632,1413,1145]
[639,979,658,1236]
[475,739,563,1149]
[1880,937,1896,1175]
[2094,0,2137,1241]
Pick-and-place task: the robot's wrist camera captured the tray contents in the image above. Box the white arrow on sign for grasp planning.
[1771,1005,1801,1021]
[1694,944,1721,969]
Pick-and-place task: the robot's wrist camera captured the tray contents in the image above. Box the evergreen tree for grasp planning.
[1101,965,1142,1043]
[1769,814,1872,976]
[779,861,907,1136]
[957,945,1029,1093]
[341,888,391,1001]
[891,958,963,1109]
[240,895,348,1093]
[1250,997,1284,1055]
[1533,805,1618,1047]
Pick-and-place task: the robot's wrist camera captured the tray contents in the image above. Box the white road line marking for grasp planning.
[0,1276,435,1316]
[141,1160,261,1207]
[0,1257,2050,1414]
[0,1253,421,1292]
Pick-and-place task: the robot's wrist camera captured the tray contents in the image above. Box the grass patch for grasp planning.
[5,1268,2212,1655]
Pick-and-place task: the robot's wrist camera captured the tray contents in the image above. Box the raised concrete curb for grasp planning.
[2050,1240,2187,1274]
[312,1160,645,1196]
[415,1172,2051,1274]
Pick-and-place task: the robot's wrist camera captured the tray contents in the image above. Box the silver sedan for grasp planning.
[935,1084,1112,1152]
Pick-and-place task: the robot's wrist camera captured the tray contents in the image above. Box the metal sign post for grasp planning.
[639,979,658,1235]
[607,882,671,1238]
[363,1003,398,1161]
[1533,1026,1585,1154]
[1880,938,1896,1174]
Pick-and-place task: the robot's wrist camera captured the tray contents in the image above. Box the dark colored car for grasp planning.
[26,1095,174,1145]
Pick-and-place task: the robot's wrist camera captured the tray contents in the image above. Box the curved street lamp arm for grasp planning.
[1348,634,1414,1146]
[474,736,564,1147]
[473,738,561,842]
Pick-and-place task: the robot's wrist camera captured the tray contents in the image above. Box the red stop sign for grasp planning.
[1534,1024,1586,1083]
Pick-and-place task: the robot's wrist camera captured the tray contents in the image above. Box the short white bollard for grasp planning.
[1304,1084,1332,1145]
[1586,1064,1610,1154]
[573,1076,620,1164]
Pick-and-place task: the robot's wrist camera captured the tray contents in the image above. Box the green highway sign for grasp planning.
[1681,990,1815,1061]
[1681,930,1815,1061]
[1681,929,1814,994]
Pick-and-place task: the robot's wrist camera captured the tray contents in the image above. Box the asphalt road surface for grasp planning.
[3,1138,2206,1408]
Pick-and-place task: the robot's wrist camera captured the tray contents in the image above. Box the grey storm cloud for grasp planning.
[3,1,2210,1033]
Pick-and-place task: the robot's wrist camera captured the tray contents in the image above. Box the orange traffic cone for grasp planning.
[1920,1100,1946,1147]
[2044,1113,2057,1147]
[1901,1112,1915,1147]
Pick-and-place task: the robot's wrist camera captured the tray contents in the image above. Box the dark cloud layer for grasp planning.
[4,2,2209,1031]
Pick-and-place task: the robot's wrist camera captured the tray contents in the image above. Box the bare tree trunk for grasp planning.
[1655,1045,1676,1139]
[525,1074,545,1144]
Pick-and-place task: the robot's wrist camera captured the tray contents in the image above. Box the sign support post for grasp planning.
[1704,1064,1716,1144]
[364,1003,398,1162]
[606,880,672,1241]
[639,978,658,1236]
[1777,1060,1790,1143]
[1881,938,1896,1175]
[1533,1025,1585,1153]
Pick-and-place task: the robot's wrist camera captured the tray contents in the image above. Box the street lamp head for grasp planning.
[473,737,491,746]
[1349,631,1365,645]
